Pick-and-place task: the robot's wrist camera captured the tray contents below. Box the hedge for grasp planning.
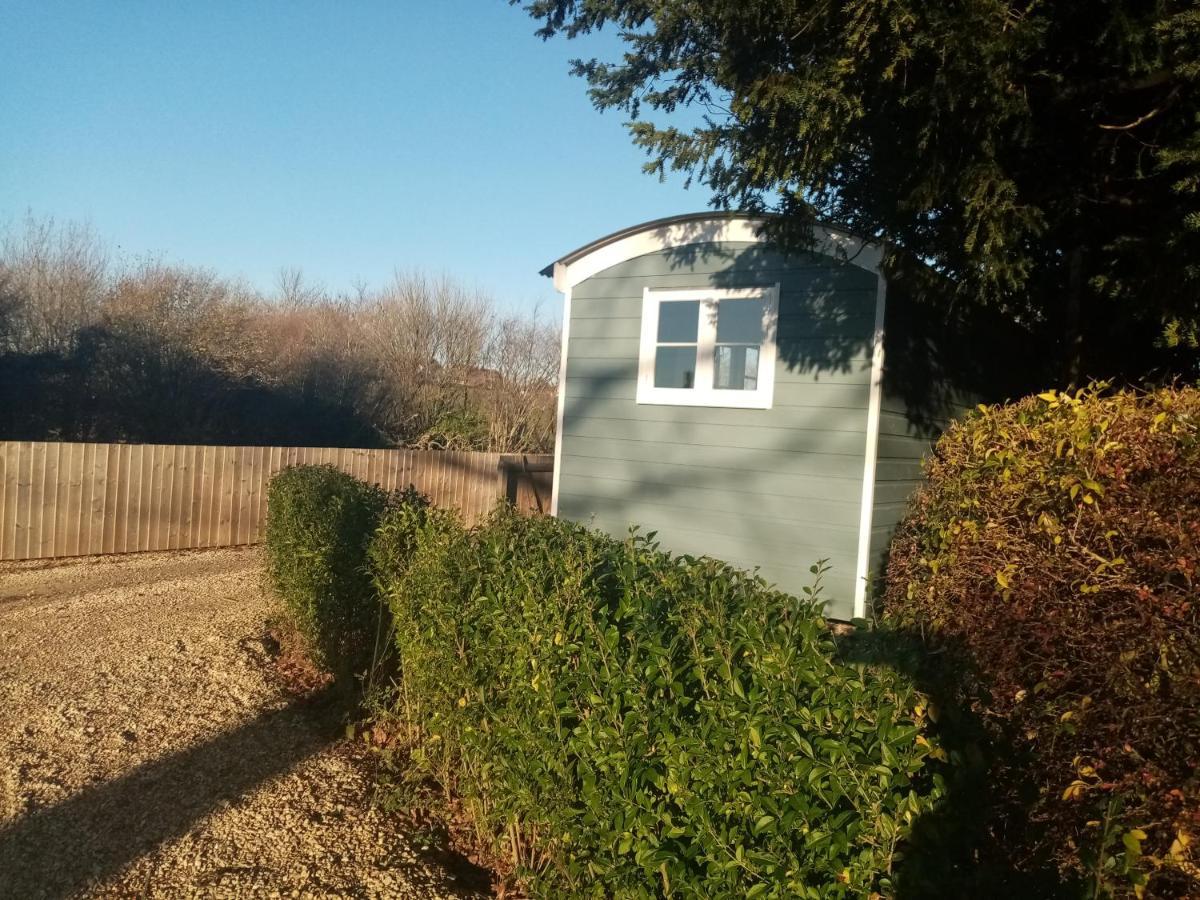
[884,385,1200,897]
[373,505,946,898]
[264,464,389,686]
[366,485,431,589]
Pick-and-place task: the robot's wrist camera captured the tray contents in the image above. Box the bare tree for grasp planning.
[0,214,109,354]
[358,271,495,443]
[274,266,327,310]
[0,215,561,452]
[103,260,262,377]
[0,269,23,354]
[481,308,560,452]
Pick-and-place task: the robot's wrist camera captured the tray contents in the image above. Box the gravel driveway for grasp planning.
[0,548,490,899]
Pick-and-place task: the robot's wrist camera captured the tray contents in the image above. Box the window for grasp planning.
[637,285,779,408]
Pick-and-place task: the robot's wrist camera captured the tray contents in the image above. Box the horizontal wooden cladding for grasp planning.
[569,295,878,327]
[572,254,878,292]
[561,419,911,466]
[561,444,918,486]
[559,475,861,532]
[0,442,552,562]
[568,509,859,604]
[565,416,886,457]
[565,506,860,572]
[563,434,867,478]
[565,378,874,411]
[560,455,864,505]
[872,501,915,533]
[568,318,876,349]
[567,335,875,363]
[563,403,871,434]
[876,410,943,443]
[576,269,874,295]
[565,356,874,387]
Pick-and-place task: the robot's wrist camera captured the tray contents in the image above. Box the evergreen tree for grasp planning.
[520,1,1200,382]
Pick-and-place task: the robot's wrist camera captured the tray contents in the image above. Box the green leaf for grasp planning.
[753,814,776,834]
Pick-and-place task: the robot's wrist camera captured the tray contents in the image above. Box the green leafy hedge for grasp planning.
[264,464,389,685]
[374,505,945,898]
[884,385,1200,897]
[367,485,432,589]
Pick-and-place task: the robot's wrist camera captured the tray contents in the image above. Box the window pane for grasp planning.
[654,345,698,388]
[714,345,760,391]
[656,300,700,343]
[716,298,764,344]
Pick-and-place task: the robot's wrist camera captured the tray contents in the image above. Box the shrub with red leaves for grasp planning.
[884,385,1199,897]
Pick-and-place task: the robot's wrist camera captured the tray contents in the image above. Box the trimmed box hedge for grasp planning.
[373,505,946,898]
[264,464,389,686]
[885,385,1200,898]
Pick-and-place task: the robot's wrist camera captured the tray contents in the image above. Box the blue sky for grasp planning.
[0,1,702,317]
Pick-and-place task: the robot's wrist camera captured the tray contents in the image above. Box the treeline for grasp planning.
[0,216,559,452]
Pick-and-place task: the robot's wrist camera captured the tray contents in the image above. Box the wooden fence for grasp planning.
[0,441,553,562]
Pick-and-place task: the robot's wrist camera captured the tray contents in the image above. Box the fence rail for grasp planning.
[0,441,552,562]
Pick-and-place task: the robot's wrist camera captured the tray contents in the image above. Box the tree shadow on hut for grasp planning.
[661,217,1051,427]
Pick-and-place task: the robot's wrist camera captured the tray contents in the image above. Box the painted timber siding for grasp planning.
[865,381,977,607]
[556,241,878,619]
[865,395,937,602]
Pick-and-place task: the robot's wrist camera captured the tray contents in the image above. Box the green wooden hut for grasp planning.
[541,212,988,621]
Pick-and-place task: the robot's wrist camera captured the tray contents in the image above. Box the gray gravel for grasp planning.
[0,548,488,899]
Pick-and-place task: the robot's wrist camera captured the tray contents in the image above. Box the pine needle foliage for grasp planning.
[518,1,1200,381]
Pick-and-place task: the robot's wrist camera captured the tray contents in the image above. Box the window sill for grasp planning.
[635,388,774,410]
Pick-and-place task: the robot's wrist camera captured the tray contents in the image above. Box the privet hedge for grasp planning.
[366,485,431,589]
[885,385,1200,898]
[264,464,389,685]
[374,506,945,898]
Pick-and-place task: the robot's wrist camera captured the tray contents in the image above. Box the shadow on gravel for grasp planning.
[0,688,343,900]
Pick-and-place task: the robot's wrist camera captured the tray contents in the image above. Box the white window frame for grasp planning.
[637,285,779,409]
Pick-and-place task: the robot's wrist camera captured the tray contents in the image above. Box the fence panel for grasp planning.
[0,441,552,562]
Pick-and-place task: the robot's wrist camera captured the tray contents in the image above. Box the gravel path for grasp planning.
[0,548,490,899]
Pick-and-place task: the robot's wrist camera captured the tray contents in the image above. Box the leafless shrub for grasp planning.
[0,269,23,354]
[104,260,264,377]
[0,218,560,451]
[0,214,108,354]
[274,266,327,310]
[358,272,497,444]
[480,309,560,452]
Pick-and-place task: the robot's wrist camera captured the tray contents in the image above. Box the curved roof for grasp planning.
[540,211,882,292]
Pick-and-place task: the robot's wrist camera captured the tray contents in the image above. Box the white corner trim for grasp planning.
[549,287,571,517]
[852,274,888,619]
[635,285,779,410]
[552,216,882,292]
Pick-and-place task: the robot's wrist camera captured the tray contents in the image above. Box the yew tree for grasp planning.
[519,1,1200,383]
